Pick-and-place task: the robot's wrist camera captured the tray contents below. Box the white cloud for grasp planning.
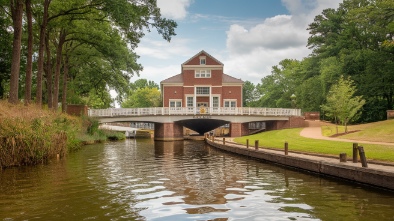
[136,37,195,60]
[156,0,193,20]
[224,0,343,84]
[227,15,308,54]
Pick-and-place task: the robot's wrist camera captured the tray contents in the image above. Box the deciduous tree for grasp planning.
[321,76,365,133]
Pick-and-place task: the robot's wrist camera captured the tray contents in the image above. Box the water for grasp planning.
[1,139,394,220]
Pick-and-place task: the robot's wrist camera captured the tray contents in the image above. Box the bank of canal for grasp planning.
[1,139,394,220]
[206,137,394,190]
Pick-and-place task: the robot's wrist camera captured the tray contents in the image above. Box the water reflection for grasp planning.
[1,140,394,221]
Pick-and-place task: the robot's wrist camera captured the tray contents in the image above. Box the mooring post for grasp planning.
[284,142,288,155]
[340,153,347,162]
[223,137,225,145]
[358,146,368,168]
[353,143,358,163]
[246,139,249,149]
[255,140,259,150]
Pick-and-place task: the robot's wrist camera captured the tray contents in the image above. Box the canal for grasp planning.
[1,139,394,220]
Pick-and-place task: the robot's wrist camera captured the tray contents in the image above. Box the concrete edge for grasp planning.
[206,139,394,190]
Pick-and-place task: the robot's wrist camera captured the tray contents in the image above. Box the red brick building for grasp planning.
[161,51,244,109]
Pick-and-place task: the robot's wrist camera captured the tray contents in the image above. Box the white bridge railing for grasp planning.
[88,107,302,117]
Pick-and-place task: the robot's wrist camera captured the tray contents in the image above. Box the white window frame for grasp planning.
[195,70,211,78]
[169,99,182,108]
[200,56,206,65]
[224,99,236,108]
[196,87,210,95]
[212,96,220,108]
[186,96,194,107]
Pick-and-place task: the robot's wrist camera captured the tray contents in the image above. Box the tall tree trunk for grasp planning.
[8,0,24,104]
[62,55,69,113]
[53,29,66,111]
[45,32,53,108]
[36,0,50,106]
[24,0,33,105]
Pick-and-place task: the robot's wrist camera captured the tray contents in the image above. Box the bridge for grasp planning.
[88,107,303,141]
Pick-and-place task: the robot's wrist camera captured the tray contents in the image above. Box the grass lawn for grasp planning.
[322,119,394,143]
[233,127,394,162]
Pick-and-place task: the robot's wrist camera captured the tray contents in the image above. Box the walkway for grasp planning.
[300,127,394,146]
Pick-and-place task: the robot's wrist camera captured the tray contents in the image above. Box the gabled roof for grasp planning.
[182,50,224,66]
[161,73,183,84]
[223,73,243,84]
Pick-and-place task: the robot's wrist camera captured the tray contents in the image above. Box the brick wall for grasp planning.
[163,86,184,107]
[154,122,183,141]
[304,112,320,120]
[265,117,305,131]
[229,122,249,137]
[222,86,242,107]
[387,110,394,119]
[66,105,88,116]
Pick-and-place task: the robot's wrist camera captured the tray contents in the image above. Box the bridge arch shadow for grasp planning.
[176,119,230,135]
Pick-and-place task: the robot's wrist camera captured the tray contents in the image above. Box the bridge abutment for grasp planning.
[266,116,305,131]
[154,122,184,141]
[230,123,249,137]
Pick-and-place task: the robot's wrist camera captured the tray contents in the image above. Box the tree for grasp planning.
[0,8,12,99]
[121,87,160,108]
[257,59,302,108]
[242,81,260,107]
[321,76,365,133]
[24,0,32,104]
[8,0,24,104]
[131,79,159,90]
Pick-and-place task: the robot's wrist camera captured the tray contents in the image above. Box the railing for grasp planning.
[88,107,302,117]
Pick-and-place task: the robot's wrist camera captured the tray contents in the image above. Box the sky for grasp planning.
[132,0,344,86]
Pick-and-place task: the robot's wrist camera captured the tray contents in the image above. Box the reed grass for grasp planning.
[0,101,81,167]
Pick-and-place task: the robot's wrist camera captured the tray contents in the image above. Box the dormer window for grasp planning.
[200,56,206,65]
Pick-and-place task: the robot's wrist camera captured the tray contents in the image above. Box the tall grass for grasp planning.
[0,101,81,167]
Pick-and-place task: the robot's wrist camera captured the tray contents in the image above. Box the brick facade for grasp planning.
[161,50,243,108]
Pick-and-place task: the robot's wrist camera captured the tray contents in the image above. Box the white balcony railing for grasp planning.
[88,107,302,117]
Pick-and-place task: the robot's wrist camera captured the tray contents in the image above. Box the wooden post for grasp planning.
[352,143,358,163]
[255,140,259,150]
[223,137,225,145]
[284,142,288,155]
[358,146,368,167]
[246,139,249,149]
[340,153,347,162]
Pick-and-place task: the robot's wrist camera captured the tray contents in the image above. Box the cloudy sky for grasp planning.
[133,0,343,85]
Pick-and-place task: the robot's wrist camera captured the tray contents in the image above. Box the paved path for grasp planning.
[300,127,394,146]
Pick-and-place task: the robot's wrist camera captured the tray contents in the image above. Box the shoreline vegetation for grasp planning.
[0,101,125,168]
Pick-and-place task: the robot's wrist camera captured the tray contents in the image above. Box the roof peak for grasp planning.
[182,50,224,66]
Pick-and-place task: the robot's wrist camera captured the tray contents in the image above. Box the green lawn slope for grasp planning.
[234,120,394,162]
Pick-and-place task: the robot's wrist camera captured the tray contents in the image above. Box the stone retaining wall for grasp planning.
[206,139,394,190]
